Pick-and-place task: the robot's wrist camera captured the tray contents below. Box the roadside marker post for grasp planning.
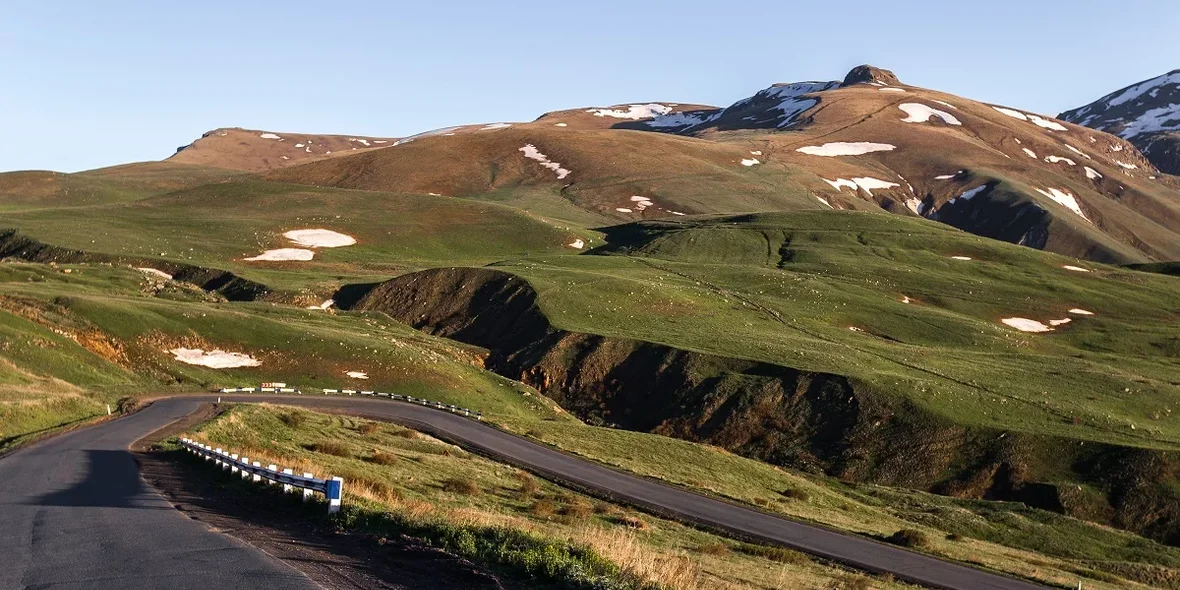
[282,468,294,493]
[240,458,250,479]
[230,454,239,473]
[267,464,278,485]
[251,462,262,482]
[327,477,344,514]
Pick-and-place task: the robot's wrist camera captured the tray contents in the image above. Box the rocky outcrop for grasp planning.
[842,64,901,87]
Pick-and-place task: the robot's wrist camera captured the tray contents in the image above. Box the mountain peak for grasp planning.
[842,65,900,87]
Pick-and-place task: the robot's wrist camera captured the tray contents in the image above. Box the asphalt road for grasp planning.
[0,398,318,590]
[0,394,1052,590]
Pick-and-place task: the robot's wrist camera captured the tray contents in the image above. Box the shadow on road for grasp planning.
[31,450,168,509]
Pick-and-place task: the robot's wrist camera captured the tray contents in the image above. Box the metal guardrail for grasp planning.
[216,386,483,420]
[179,438,344,513]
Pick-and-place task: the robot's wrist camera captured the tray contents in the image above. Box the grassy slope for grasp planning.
[1,263,1175,587]
[0,178,596,293]
[488,212,1179,449]
[185,404,910,590]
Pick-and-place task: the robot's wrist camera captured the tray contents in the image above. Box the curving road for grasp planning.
[0,394,1051,590]
[0,397,317,590]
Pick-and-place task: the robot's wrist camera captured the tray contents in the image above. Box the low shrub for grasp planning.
[885,528,930,548]
[779,487,810,501]
[697,542,729,556]
[358,422,382,435]
[442,477,480,496]
[529,499,557,517]
[279,411,306,428]
[614,514,648,530]
[736,542,809,564]
[366,452,399,466]
[514,472,541,498]
[308,440,352,458]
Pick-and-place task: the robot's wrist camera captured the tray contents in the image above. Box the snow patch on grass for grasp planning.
[1001,318,1053,332]
[1085,166,1103,180]
[879,87,906,93]
[284,229,357,248]
[1023,148,1038,159]
[1063,265,1091,272]
[615,208,633,213]
[1045,155,1076,166]
[568,239,585,249]
[170,348,261,368]
[950,256,972,261]
[137,268,172,280]
[345,371,369,379]
[1069,308,1094,315]
[519,144,571,180]
[741,158,760,166]
[797,142,896,156]
[1116,161,1138,170]
[245,248,315,261]
[482,123,512,130]
[259,133,282,140]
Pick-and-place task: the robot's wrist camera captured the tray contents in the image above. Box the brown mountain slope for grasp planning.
[265,124,840,223]
[256,66,1180,262]
[168,127,396,172]
[628,65,1180,263]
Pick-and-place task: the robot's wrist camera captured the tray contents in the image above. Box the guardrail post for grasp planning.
[240,457,250,479]
[326,477,343,514]
[230,454,240,473]
[216,448,225,469]
[267,464,277,485]
[302,473,314,502]
[282,468,294,493]
[251,461,262,482]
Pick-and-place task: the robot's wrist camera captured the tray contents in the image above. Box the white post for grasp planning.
[203,445,211,461]
[215,448,224,468]
[282,468,294,493]
[106,404,112,416]
[251,461,261,482]
[302,473,314,502]
[267,464,278,485]
[327,476,343,514]
[240,457,250,479]
[230,454,240,473]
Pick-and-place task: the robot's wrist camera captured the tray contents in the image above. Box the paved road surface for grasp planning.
[0,398,317,590]
[0,394,1052,590]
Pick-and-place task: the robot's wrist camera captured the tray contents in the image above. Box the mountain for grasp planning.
[266,65,1180,263]
[1060,70,1180,176]
[169,127,396,172]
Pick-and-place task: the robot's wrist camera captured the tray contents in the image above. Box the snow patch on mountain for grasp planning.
[898,103,961,125]
[519,144,571,180]
[823,177,900,197]
[1035,188,1090,222]
[798,142,896,156]
[587,104,674,120]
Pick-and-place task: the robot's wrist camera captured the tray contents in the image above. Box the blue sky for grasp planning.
[2,0,1176,172]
